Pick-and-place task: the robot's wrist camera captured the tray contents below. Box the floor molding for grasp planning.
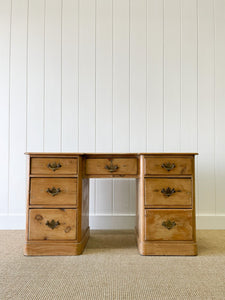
[1,214,225,230]
[196,215,225,229]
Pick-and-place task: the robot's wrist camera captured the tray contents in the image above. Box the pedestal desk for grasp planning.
[24,153,198,256]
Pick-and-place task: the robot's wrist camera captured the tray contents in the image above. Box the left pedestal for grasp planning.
[24,153,89,256]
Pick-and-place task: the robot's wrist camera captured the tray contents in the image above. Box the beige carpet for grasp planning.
[0,230,225,300]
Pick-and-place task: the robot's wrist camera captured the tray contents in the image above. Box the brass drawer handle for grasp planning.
[161,187,176,197]
[105,160,119,172]
[162,220,176,230]
[47,162,62,171]
[46,219,60,230]
[161,162,175,171]
[46,187,61,196]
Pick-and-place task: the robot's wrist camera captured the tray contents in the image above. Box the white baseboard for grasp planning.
[196,215,225,229]
[0,214,26,229]
[89,215,136,230]
[1,214,225,230]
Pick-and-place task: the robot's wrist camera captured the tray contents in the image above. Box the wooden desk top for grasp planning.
[25,152,198,156]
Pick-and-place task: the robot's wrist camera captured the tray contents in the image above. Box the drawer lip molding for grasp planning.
[31,158,78,175]
[29,208,77,241]
[30,178,78,206]
[144,177,193,208]
[144,209,193,242]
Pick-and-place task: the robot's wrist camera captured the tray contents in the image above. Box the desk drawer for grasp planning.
[31,158,78,175]
[145,157,193,175]
[145,209,193,241]
[85,158,137,175]
[29,209,77,240]
[145,178,192,207]
[30,178,77,206]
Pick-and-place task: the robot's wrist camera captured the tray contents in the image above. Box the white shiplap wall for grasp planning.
[0,0,225,229]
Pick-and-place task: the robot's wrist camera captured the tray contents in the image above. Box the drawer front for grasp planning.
[145,178,192,207]
[30,178,77,206]
[85,158,137,175]
[145,157,193,175]
[145,209,193,241]
[31,158,78,175]
[29,209,77,240]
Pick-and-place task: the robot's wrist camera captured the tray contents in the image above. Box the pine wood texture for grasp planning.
[29,208,77,240]
[85,158,138,175]
[144,178,192,207]
[24,153,197,256]
[30,178,77,206]
[31,158,78,175]
[24,228,90,256]
[145,209,193,241]
[137,239,198,256]
[145,156,193,175]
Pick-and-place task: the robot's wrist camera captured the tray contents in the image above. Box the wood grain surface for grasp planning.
[30,178,77,206]
[29,209,77,240]
[31,158,78,175]
[144,178,192,207]
[145,209,193,241]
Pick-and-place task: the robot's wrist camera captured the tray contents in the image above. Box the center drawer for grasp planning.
[30,178,77,206]
[145,178,192,207]
[29,209,77,240]
[85,158,138,175]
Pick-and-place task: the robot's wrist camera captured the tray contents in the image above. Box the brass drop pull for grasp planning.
[46,220,60,230]
[47,162,62,172]
[46,187,61,196]
[162,220,176,230]
[161,162,175,171]
[105,160,119,172]
[161,187,176,197]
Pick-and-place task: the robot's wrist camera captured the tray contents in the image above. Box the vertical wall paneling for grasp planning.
[130,0,147,152]
[0,0,11,213]
[180,0,197,152]
[95,0,113,214]
[164,0,181,151]
[114,180,130,214]
[147,0,164,152]
[95,179,113,215]
[96,0,113,152]
[1,0,225,229]
[198,0,215,214]
[8,0,28,213]
[79,0,96,214]
[44,0,62,151]
[27,0,45,152]
[129,0,147,215]
[61,0,79,151]
[214,0,225,214]
[113,0,130,152]
[79,0,95,152]
[113,0,130,215]
[180,0,198,214]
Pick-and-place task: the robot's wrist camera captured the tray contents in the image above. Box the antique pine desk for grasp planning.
[24,153,198,256]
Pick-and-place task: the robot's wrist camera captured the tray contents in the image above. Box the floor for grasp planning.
[0,230,225,300]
